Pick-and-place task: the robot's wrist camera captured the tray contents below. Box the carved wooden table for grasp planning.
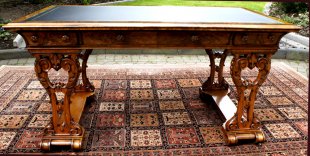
[3,6,299,151]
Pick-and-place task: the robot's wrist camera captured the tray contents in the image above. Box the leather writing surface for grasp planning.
[25,6,281,24]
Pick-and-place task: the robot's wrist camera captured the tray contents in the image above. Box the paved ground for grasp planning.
[0,54,308,78]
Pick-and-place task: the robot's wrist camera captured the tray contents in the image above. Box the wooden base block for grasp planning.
[41,128,84,151]
[224,129,265,145]
[41,91,93,151]
[199,87,266,145]
[70,91,94,122]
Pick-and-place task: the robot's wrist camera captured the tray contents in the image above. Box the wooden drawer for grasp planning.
[22,32,78,47]
[157,31,231,47]
[82,31,231,48]
[82,31,157,47]
[233,33,282,46]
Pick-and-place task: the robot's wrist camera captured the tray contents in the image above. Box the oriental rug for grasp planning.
[0,62,307,155]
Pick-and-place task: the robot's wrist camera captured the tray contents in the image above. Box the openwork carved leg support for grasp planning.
[200,49,229,98]
[33,50,94,151]
[224,52,272,145]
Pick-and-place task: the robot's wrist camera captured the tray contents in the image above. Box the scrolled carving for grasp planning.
[34,57,53,89]
[50,54,63,71]
[226,53,271,131]
[70,122,83,136]
[33,53,85,136]
[61,55,80,88]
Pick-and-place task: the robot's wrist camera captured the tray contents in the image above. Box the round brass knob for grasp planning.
[62,35,70,42]
[31,35,38,42]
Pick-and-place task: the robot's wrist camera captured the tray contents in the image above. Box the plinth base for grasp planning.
[199,87,266,145]
[224,129,265,145]
[40,91,93,151]
[40,128,85,151]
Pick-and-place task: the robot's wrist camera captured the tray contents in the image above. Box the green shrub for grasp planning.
[29,0,53,4]
[0,31,12,40]
[269,2,309,36]
[0,18,13,41]
[276,2,308,14]
[81,0,92,5]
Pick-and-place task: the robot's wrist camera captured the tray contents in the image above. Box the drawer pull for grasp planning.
[62,35,70,42]
[268,34,275,41]
[191,35,199,42]
[116,34,124,41]
[241,34,248,43]
[31,35,38,42]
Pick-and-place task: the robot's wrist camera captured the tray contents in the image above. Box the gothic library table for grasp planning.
[4,6,299,151]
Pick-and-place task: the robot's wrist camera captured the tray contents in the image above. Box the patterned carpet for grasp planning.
[0,63,308,155]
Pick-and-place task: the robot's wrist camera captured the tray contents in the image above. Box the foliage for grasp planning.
[274,2,308,14]
[0,31,12,41]
[0,18,13,41]
[28,0,54,4]
[27,0,92,4]
[0,18,10,25]
[81,0,92,5]
[269,2,309,36]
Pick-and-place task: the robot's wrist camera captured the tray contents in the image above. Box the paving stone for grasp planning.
[97,55,106,60]
[8,59,19,65]
[131,55,141,61]
[0,60,9,65]
[88,55,97,61]
[88,59,97,64]
[17,58,27,65]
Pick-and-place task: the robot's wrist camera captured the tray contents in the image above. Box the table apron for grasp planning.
[19,30,286,50]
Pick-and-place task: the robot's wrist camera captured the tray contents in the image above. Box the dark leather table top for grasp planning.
[25,6,281,24]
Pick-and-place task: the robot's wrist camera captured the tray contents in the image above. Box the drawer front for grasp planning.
[233,33,283,46]
[82,31,157,47]
[22,32,78,47]
[82,31,231,48]
[157,31,231,47]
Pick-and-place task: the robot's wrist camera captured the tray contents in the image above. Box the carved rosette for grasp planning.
[33,50,93,136]
[226,53,271,131]
[202,49,229,91]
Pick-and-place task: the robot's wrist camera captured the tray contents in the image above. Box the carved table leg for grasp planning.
[80,49,96,104]
[224,53,272,145]
[33,50,94,151]
[200,49,229,98]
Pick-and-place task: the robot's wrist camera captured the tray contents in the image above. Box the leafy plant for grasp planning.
[0,31,12,41]
[269,2,309,36]
[0,18,10,24]
[81,0,92,5]
[276,2,308,14]
[0,18,13,41]
[28,0,54,4]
